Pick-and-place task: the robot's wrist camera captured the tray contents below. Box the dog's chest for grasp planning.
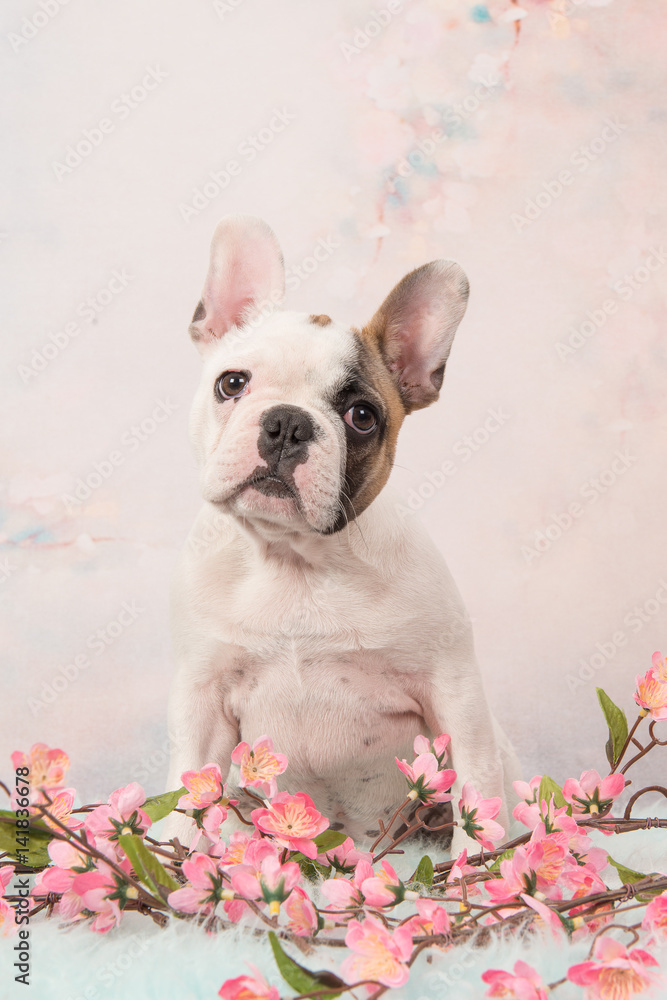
[225,643,427,830]
[192,545,433,783]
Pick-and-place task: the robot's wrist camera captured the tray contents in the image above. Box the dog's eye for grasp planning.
[215,371,249,400]
[344,403,377,435]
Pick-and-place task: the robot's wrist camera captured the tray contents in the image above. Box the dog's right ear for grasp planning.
[189,215,285,354]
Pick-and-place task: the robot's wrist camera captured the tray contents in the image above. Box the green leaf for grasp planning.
[0,811,53,868]
[313,830,348,852]
[489,848,515,871]
[142,787,186,823]
[596,688,628,768]
[537,775,567,811]
[292,856,331,882]
[411,854,434,886]
[606,855,656,885]
[268,931,344,996]
[118,833,179,896]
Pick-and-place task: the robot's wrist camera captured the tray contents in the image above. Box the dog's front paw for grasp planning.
[449,825,487,860]
[161,812,202,852]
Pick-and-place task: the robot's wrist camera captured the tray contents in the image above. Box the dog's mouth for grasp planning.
[234,469,299,504]
[247,474,294,500]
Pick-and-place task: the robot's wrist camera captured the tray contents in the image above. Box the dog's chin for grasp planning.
[229,480,306,527]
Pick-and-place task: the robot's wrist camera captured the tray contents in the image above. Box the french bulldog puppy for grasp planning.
[165,215,519,853]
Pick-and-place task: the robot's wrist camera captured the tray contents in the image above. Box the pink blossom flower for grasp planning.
[0,866,14,896]
[482,960,549,999]
[214,830,257,867]
[532,810,607,864]
[69,861,130,933]
[560,866,607,900]
[10,743,71,811]
[360,860,416,908]
[251,792,328,859]
[168,852,227,916]
[231,854,301,916]
[412,733,451,765]
[11,743,69,793]
[317,836,372,874]
[85,782,151,842]
[395,752,456,804]
[0,898,17,937]
[284,886,319,936]
[525,829,574,894]
[179,763,224,809]
[196,803,228,844]
[322,859,375,910]
[446,849,483,900]
[567,935,661,998]
[231,736,287,799]
[513,799,542,830]
[642,891,667,943]
[459,782,505,850]
[341,914,413,991]
[0,867,17,937]
[652,651,667,683]
[512,776,545,829]
[513,775,542,804]
[219,965,281,1000]
[486,847,536,904]
[634,668,667,720]
[40,788,83,831]
[406,898,451,937]
[562,770,625,815]
[521,893,564,939]
[34,838,96,896]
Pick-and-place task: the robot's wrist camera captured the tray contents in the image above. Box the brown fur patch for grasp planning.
[325,329,407,532]
[347,326,407,516]
[309,314,332,326]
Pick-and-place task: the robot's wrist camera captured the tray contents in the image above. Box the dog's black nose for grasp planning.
[258,405,316,469]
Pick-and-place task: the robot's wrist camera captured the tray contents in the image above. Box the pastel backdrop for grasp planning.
[2,0,666,810]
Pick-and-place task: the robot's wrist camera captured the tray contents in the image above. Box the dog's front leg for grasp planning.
[422,665,508,858]
[163,663,239,847]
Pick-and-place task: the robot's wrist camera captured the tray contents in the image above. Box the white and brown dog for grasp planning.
[165,215,519,853]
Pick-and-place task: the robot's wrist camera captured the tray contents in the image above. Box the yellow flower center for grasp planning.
[598,966,647,999]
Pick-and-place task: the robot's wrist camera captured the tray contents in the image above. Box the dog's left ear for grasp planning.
[363,260,469,412]
[189,215,285,354]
